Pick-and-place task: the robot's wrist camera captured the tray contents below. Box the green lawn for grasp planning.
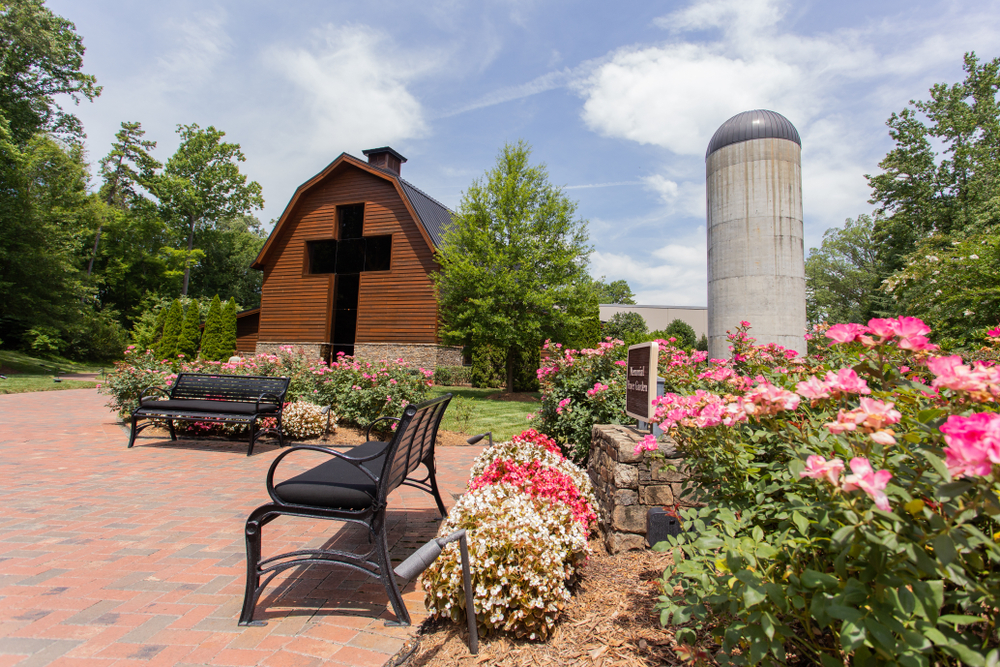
[429,385,539,441]
[0,350,106,394]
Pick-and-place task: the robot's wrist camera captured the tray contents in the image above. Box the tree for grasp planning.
[0,0,100,145]
[805,215,885,324]
[659,318,698,350]
[603,311,646,343]
[176,300,201,359]
[88,121,160,277]
[186,215,267,308]
[868,52,1000,275]
[155,124,264,296]
[592,277,636,304]
[221,297,237,359]
[157,299,183,359]
[199,295,223,360]
[434,141,592,393]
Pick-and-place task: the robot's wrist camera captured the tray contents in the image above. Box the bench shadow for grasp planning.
[130,436,284,455]
[249,507,445,625]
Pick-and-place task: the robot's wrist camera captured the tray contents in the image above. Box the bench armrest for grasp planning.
[264,444,386,503]
[256,392,284,413]
[138,385,170,404]
[364,416,400,440]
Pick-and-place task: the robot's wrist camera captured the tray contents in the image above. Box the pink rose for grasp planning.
[841,457,892,511]
[799,455,845,486]
[825,323,868,344]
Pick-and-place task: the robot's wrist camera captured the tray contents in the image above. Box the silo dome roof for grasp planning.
[706,109,800,159]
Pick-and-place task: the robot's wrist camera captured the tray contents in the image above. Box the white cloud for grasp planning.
[156,10,232,88]
[266,24,431,155]
[590,227,707,306]
[574,0,1000,238]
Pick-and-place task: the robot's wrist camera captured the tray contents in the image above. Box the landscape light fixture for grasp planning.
[466,432,492,447]
[394,529,478,654]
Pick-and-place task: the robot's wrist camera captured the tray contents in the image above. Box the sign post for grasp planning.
[625,342,659,426]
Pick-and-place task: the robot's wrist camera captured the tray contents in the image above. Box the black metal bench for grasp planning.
[239,393,452,627]
[129,373,291,456]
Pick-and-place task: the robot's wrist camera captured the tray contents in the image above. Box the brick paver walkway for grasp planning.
[0,389,482,667]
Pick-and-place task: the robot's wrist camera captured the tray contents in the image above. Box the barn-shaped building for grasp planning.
[236,147,462,368]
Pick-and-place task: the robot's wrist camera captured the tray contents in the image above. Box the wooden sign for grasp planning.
[625,341,659,421]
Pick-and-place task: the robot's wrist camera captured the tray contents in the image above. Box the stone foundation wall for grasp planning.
[588,424,692,553]
[353,343,464,369]
[254,342,330,359]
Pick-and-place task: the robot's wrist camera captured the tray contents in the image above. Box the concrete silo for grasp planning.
[705,109,806,359]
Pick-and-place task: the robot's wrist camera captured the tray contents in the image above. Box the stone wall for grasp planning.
[253,342,463,368]
[353,343,464,369]
[588,424,692,553]
[254,342,330,359]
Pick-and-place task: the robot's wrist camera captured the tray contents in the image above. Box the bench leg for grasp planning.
[167,419,177,441]
[239,516,267,626]
[373,518,410,627]
[128,416,139,448]
[247,418,256,457]
[426,462,447,518]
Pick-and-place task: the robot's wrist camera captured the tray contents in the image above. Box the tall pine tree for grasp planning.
[199,295,223,361]
[176,301,201,359]
[157,299,183,359]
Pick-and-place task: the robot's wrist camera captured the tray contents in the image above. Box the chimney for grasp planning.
[362,147,407,176]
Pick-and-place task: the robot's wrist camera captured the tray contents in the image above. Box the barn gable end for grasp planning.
[241,150,462,367]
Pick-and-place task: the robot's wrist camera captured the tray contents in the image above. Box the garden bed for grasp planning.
[400,541,680,666]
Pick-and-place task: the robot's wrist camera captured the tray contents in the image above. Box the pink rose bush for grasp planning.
[421,429,595,640]
[101,346,428,431]
[611,320,1000,665]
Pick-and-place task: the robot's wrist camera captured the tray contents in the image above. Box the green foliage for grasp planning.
[433,365,471,386]
[643,324,1000,665]
[603,311,647,344]
[652,319,698,350]
[187,216,267,308]
[535,339,628,460]
[806,214,886,324]
[176,301,201,359]
[469,344,539,392]
[869,52,1000,275]
[199,295,223,361]
[157,299,183,359]
[434,140,592,393]
[696,333,708,352]
[154,124,264,296]
[591,277,636,304]
[0,0,101,144]
[887,232,1000,349]
[221,297,237,359]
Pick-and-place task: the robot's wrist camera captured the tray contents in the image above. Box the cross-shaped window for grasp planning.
[306,204,392,358]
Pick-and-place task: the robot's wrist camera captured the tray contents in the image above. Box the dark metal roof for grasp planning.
[705,109,800,158]
[397,178,453,247]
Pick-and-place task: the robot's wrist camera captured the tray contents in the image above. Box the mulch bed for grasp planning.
[396,542,690,667]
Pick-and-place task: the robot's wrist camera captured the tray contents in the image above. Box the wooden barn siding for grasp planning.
[235,312,260,354]
[257,165,439,345]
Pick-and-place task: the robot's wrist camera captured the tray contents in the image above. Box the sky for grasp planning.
[51,0,1000,307]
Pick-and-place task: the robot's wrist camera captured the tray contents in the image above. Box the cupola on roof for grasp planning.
[705,109,800,159]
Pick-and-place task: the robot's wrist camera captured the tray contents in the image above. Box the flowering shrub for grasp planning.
[467,429,598,518]
[421,429,596,640]
[101,346,429,429]
[535,339,629,460]
[640,319,1000,665]
[280,401,327,439]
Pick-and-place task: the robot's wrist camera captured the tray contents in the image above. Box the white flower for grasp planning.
[969,254,979,260]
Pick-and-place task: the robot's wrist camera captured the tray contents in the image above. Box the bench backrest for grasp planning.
[169,373,290,404]
[376,394,452,503]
